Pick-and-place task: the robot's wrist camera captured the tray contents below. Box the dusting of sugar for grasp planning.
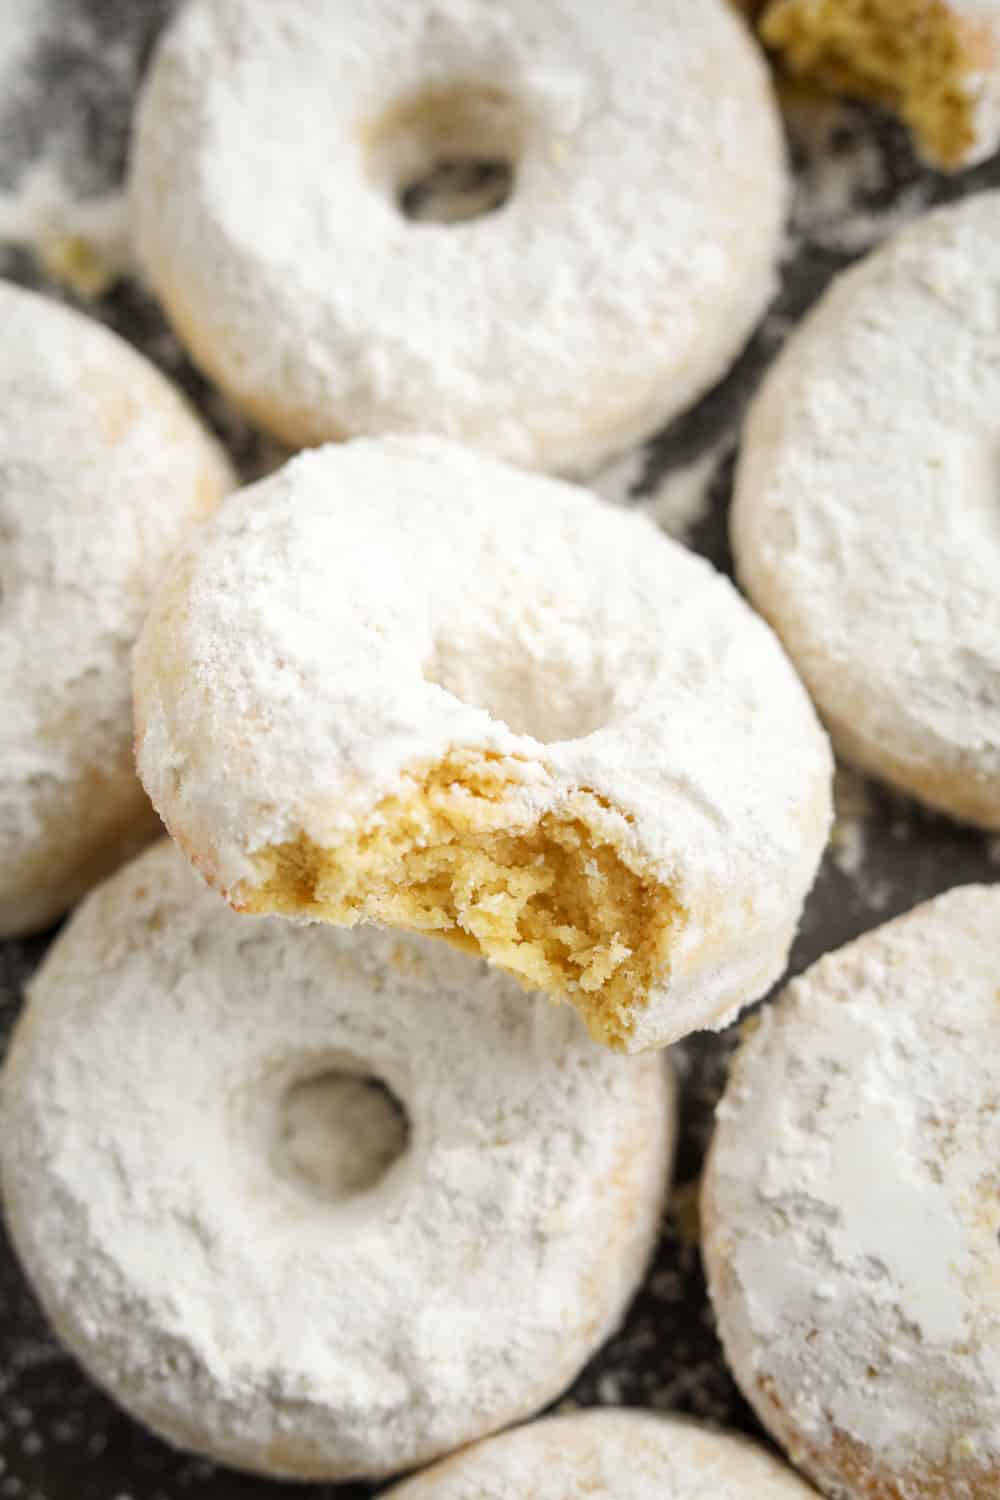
[3,3,996,1489]
[589,447,646,509]
[589,434,735,547]
[829,764,873,880]
[133,434,833,1053]
[643,437,734,543]
[129,0,788,472]
[383,1409,817,1499]
[0,162,131,296]
[734,194,1000,832]
[830,815,866,878]
[705,886,1000,1492]
[0,1,172,292]
[1,840,672,1480]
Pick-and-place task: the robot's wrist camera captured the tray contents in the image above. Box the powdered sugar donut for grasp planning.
[702,885,1000,1500]
[383,1409,817,1500]
[732,194,1000,831]
[754,1,1000,171]
[130,0,788,474]
[0,280,233,938]
[0,839,672,1480]
[133,436,833,1054]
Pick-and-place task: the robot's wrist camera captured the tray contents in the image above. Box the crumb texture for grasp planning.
[0,841,671,1480]
[135,436,833,1053]
[247,753,684,1051]
[761,0,994,167]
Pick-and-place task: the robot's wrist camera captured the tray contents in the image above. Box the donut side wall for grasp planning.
[237,750,686,1053]
[702,1187,998,1500]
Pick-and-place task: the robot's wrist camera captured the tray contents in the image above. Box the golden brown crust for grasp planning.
[702,1070,1000,1500]
[754,1374,998,1500]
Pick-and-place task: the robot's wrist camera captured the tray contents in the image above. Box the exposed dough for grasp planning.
[134,436,833,1052]
[0,840,672,1479]
[750,0,1000,170]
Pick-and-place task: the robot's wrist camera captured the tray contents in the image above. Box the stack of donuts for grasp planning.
[1,2,999,1497]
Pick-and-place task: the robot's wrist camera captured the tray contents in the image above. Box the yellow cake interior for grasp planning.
[241,751,685,1051]
[758,0,979,168]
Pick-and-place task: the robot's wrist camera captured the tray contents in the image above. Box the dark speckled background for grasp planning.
[0,6,997,1498]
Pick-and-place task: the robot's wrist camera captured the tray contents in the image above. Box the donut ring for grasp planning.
[130,0,788,474]
[732,194,1000,830]
[0,281,233,938]
[133,436,833,1053]
[382,1409,817,1500]
[703,885,1000,1500]
[0,840,672,1481]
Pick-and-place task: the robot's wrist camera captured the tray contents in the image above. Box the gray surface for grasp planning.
[0,6,997,1498]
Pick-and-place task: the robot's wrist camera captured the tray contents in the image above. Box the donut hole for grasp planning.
[366,84,522,225]
[422,646,615,744]
[273,1065,410,1205]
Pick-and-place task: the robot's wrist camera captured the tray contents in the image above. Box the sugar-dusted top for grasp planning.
[134,435,832,1048]
[705,884,1000,1493]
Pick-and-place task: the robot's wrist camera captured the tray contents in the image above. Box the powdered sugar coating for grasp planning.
[133,435,833,1052]
[0,280,234,938]
[953,0,1000,165]
[703,884,1000,1500]
[384,1408,817,1500]
[0,839,672,1480]
[732,193,1000,830]
[129,0,788,475]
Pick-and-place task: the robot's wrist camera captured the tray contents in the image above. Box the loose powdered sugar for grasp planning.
[643,438,735,544]
[0,162,131,298]
[0,1,170,293]
[4,5,1000,1492]
[133,435,833,1051]
[829,766,873,882]
[0,279,233,936]
[589,448,647,510]
[589,436,730,545]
